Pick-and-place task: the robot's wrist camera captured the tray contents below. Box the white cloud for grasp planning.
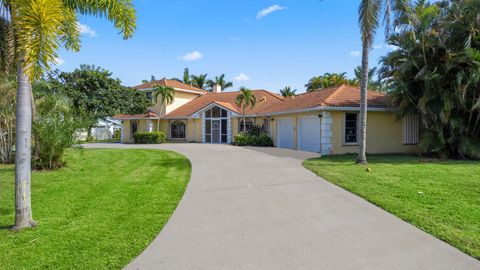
[373,44,383,49]
[350,50,361,57]
[77,23,97,37]
[234,74,250,81]
[54,57,65,66]
[257,5,285,19]
[180,51,203,61]
[387,44,399,50]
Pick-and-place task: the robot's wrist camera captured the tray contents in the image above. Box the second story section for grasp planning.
[133,79,208,116]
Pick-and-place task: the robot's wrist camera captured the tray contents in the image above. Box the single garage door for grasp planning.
[277,118,294,149]
[298,116,321,153]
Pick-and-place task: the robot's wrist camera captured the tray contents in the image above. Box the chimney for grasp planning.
[212,84,222,93]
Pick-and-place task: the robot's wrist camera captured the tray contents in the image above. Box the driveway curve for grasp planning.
[83,143,479,270]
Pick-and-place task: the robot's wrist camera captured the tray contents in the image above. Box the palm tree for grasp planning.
[183,68,191,85]
[305,72,349,92]
[153,85,175,132]
[190,73,208,89]
[235,87,257,133]
[1,0,136,230]
[207,74,233,91]
[280,86,297,97]
[357,0,410,164]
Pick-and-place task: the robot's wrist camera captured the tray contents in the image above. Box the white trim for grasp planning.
[190,102,240,117]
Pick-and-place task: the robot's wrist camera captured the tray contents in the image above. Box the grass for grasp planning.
[0,148,191,269]
[303,155,480,260]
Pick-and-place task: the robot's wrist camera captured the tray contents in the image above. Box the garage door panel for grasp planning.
[298,116,321,153]
[277,118,294,149]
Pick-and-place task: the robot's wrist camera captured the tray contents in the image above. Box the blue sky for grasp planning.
[57,0,392,93]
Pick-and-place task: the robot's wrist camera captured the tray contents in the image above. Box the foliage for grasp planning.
[247,125,264,136]
[379,0,480,159]
[190,73,208,89]
[305,72,348,92]
[235,87,257,133]
[304,154,480,259]
[133,132,166,144]
[0,149,190,269]
[113,129,121,139]
[0,73,15,164]
[234,133,273,147]
[280,86,297,97]
[48,65,150,131]
[207,74,233,91]
[142,75,156,84]
[32,92,82,170]
[349,66,387,92]
[153,84,175,131]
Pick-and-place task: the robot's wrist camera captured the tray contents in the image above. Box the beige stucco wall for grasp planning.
[148,91,200,115]
[330,111,418,154]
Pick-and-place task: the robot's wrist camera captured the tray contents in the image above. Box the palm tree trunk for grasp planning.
[13,60,36,230]
[243,107,246,133]
[357,42,369,164]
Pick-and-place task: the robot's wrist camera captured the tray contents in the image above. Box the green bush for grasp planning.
[134,132,166,144]
[113,129,121,139]
[234,133,273,147]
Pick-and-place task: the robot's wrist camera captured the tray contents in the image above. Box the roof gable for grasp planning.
[133,79,207,94]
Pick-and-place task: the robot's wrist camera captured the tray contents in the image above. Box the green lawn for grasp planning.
[0,148,191,269]
[303,155,480,259]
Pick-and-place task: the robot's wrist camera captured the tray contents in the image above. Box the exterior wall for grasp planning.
[149,91,200,115]
[270,112,322,149]
[330,111,419,154]
[122,121,132,143]
[231,117,269,142]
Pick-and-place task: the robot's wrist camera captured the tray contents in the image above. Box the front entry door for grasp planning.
[211,120,221,143]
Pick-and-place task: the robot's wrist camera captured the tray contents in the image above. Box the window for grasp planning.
[344,113,358,144]
[131,120,138,136]
[205,107,228,119]
[204,106,228,143]
[145,91,153,103]
[239,119,254,133]
[262,118,270,133]
[403,114,419,145]
[170,120,186,139]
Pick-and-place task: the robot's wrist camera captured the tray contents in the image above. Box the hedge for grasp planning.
[133,132,166,144]
[234,133,273,147]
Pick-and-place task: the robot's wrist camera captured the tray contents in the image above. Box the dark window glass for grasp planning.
[206,134,211,143]
[171,121,186,139]
[221,119,227,134]
[146,92,153,103]
[212,107,220,118]
[131,121,138,135]
[221,109,227,118]
[206,109,211,118]
[239,119,254,132]
[345,113,358,143]
[206,120,211,134]
[221,135,227,143]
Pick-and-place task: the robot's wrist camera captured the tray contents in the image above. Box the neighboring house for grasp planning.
[76,118,122,141]
[113,80,419,155]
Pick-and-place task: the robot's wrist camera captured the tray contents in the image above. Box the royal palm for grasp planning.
[153,85,175,132]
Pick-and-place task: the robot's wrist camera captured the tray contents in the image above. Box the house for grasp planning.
[75,118,122,141]
[113,79,419,155]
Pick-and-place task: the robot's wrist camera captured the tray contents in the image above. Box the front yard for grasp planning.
[0,149,191,269]
[304,155,480,260]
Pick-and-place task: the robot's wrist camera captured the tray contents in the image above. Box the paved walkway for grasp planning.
[83,143,479,270]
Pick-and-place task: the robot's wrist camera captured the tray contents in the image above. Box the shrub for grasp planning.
[247,125,263,136]
[113,129,121,139]
[134,132,166,144]
[234,133,273,147]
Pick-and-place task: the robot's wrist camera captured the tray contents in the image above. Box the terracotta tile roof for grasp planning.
[258,85,391,114]
[133,79,207,94]
[165,90,284,118]
[112,111,158,120]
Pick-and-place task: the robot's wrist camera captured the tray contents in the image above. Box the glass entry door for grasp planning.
[211,120,221,143]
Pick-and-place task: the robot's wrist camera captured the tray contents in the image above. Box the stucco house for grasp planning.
[113,79,419,155]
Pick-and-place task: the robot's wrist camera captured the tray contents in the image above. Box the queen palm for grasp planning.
[153,85,175,132]
[357,0,410,164]
[0,0,136,230]
[235,87,257,133]
[280,86,297,97]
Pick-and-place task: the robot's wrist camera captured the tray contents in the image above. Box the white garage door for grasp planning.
[277,118,294,149]
[298,116,321,153]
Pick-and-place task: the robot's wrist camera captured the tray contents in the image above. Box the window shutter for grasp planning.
[403,114,419,145]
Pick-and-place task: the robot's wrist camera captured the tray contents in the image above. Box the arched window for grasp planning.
[204,106,228,143]
[171,120,186,139]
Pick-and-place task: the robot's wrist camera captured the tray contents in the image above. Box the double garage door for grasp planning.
[277,116,321,153]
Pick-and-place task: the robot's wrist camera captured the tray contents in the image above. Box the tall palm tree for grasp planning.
[207,74,233,91]
[357,0,410,164]
[190,73,208,89]
[153,85,175,132]
[235,87,257,133]
[280,86,297,97]
[1,0,136,230]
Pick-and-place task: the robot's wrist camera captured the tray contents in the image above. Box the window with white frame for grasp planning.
[403,114,420,145]
[344,113,358,144]
[204,106,228,143]
[170,120,186,139]
[239,118,254,133]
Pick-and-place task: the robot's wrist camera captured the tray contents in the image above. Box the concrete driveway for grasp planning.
[83,143,479,270]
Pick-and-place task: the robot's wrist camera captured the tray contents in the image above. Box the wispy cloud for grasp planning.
[234,74,250,81]
[77,23,97,37]
[373,44,383,49]
[180,51,203,61]
[350,50,361,57]
[54,57,66,66]
[257,5,285,19]
[386,44,399,50]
